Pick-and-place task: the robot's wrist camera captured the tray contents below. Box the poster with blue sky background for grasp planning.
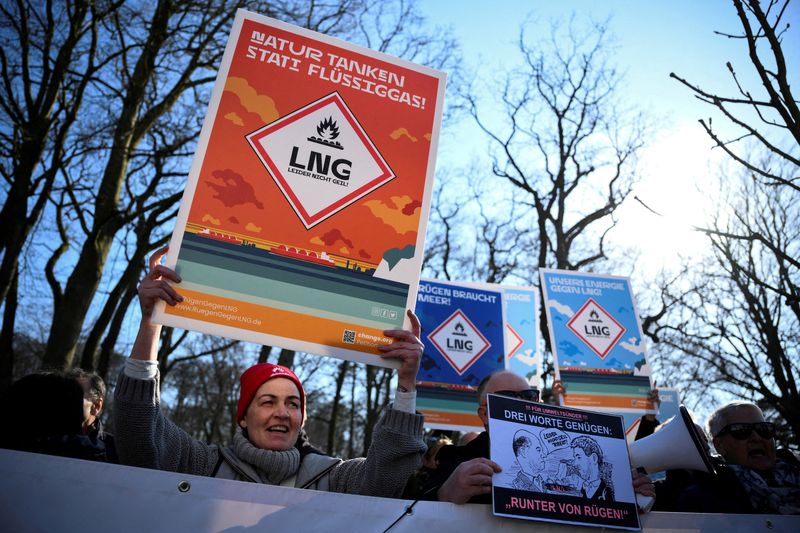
[540,269,655,416]
[416,278,539,430]
[505,287,541,390]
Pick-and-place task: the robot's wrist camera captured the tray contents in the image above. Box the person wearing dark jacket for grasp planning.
[64,368,118,463]
[674,402,799,514]
[423,428,494,503]
[0,372,109,462]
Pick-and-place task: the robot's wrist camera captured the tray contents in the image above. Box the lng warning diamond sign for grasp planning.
[247,91,395,228]
[428,310,491,375]
[566,298,625,359]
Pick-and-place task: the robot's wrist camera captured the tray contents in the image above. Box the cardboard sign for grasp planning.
[540,269,655,414]
[489,395,640,530]
[415,279,539,430]
[153,10,446,366]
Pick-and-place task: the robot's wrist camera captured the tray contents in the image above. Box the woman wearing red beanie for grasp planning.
[114,248,425,496]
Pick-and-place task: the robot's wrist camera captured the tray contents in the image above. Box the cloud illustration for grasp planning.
[402,199,421,215]
[363,195,419,234]
[224,77,278,123]
[315,229,353,249]
[389,127,418,142]
[515,350,538,366]
[547,299,575,318]
[619,337,646,355]
[224,112,244,126]
[381,244,415,270]
[558,341,583,357]
[245,222,262,233]
[202,214,221,226]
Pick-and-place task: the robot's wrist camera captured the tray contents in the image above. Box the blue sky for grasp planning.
[422,0,799,120]
[420,0,799,271]
[415,1,799,421]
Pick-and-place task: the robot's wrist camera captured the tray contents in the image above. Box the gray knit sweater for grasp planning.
[113,370,425,497]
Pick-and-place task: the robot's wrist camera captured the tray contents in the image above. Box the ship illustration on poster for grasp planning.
[185,222,413,283]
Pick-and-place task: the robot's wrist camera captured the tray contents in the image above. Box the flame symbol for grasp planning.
[589,310,599,319]
[455,323,465,332]
[317,117,339,140]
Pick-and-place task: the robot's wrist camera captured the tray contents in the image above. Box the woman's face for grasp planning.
[239,377,303,451]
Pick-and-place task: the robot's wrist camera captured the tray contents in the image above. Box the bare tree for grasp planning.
[424,168,534,286]
[2,0,458,456]
[326,359,350,454]
[468,19,647,272]
[650,159,798,445]
[426,17,648,367]
[167,343,247,443]
[670,0,799,191]
[422,173,462,281]
[0,1,123,385]
[0,0,120,310]
[40,0,253,370]
[645,1,799,446]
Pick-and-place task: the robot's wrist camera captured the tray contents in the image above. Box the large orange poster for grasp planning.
[153,10,446,366]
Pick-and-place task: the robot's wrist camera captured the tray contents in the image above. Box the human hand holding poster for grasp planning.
[488,395,640,530]
[152,10,446,366]
[415,279,539,430]
[539,269,655,413]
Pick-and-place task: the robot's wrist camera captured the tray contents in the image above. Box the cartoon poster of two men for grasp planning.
[488,395,641,530]
[510,429,614,501]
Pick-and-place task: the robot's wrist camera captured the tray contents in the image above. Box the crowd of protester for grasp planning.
[1,250,798,515]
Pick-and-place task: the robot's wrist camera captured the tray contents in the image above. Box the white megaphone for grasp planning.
[628,405,716,512]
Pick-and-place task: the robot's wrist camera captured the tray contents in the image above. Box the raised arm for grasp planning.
[114,247,218,476]
[324,310,427,496]
[379,309,424,393]
[131,246,183,362]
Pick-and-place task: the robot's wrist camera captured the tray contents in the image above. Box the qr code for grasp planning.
[342,330,356,344]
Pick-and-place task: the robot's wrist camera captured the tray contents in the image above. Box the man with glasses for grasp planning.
[421,371,655,504]
[675,401,799,514]
[420,371,537,503]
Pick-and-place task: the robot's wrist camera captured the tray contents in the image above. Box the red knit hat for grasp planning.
[237,363,305,422]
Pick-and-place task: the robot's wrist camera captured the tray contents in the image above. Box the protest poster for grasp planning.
[539,269,655,414]
[152,10,446,366]
[505,287,542,390]
[415,279,539,430]
[488,395,640,530]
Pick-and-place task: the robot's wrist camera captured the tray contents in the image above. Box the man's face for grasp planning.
[572,447,594,480]
[524,440,545,473]
[239,377,303,451]
[713,406,776,472]
[478,372,530,430]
